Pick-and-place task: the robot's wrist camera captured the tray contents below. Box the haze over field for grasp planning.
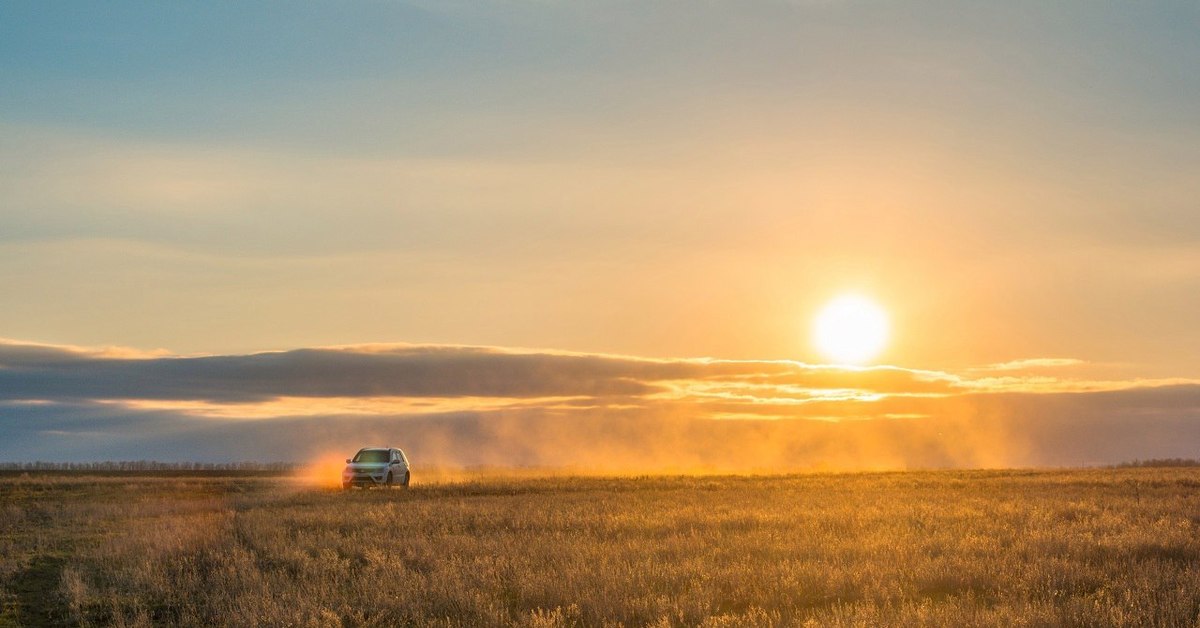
[1,1,1198,468]
[3,339,1199,470]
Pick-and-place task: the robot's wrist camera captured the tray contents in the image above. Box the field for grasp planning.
[1,468,1199,627]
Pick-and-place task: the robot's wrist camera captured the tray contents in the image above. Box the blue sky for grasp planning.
[3,0,1198,363]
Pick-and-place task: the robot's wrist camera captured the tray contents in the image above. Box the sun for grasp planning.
[812,294,890,365]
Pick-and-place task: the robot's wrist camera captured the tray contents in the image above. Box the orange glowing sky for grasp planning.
[1,2,1198,467]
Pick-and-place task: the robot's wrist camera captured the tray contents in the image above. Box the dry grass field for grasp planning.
[1,468,1199,627]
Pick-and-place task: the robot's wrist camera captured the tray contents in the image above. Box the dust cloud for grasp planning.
[288,389,1200,486]
[286,413,1009,487]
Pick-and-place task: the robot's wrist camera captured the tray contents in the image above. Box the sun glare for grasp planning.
[812,294,890,365]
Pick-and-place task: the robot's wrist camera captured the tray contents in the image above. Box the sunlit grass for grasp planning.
[2,469,1199,626]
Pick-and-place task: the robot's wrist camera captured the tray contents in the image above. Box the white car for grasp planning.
[342,447,411,489]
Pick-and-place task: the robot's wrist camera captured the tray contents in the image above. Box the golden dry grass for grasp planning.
[2,469,1199,627]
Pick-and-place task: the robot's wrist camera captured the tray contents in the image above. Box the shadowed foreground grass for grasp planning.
[1,469,1199,627]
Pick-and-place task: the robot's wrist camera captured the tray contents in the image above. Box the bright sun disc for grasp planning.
[813,294,889,365]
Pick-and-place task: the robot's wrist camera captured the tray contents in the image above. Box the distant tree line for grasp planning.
[0,460,298,471]
[1112,458,1200,468]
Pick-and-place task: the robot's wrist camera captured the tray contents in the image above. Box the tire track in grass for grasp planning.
[4,555,68,627]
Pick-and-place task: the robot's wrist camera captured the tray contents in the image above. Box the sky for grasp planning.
[1,1,1198,467]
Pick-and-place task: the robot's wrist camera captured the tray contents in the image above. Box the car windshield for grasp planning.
[353,450,389,463]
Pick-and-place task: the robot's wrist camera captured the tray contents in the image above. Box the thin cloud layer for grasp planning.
[1,339,1197,469]
[972,358,1086,372]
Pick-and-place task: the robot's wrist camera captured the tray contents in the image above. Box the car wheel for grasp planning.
[403,471,411,488]
[385,472,393,489]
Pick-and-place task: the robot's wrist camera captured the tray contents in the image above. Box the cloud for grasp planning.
[0,341,667,403]
[0,340,969,408]
[5,391,1200,471]
[0,338,171,361]
[1,339,1198,469]
[972,358,1085,372]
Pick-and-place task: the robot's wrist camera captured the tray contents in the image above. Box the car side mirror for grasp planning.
[345,459,351,464]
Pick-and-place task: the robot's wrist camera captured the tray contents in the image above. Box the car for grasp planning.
[342,447,410,489]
